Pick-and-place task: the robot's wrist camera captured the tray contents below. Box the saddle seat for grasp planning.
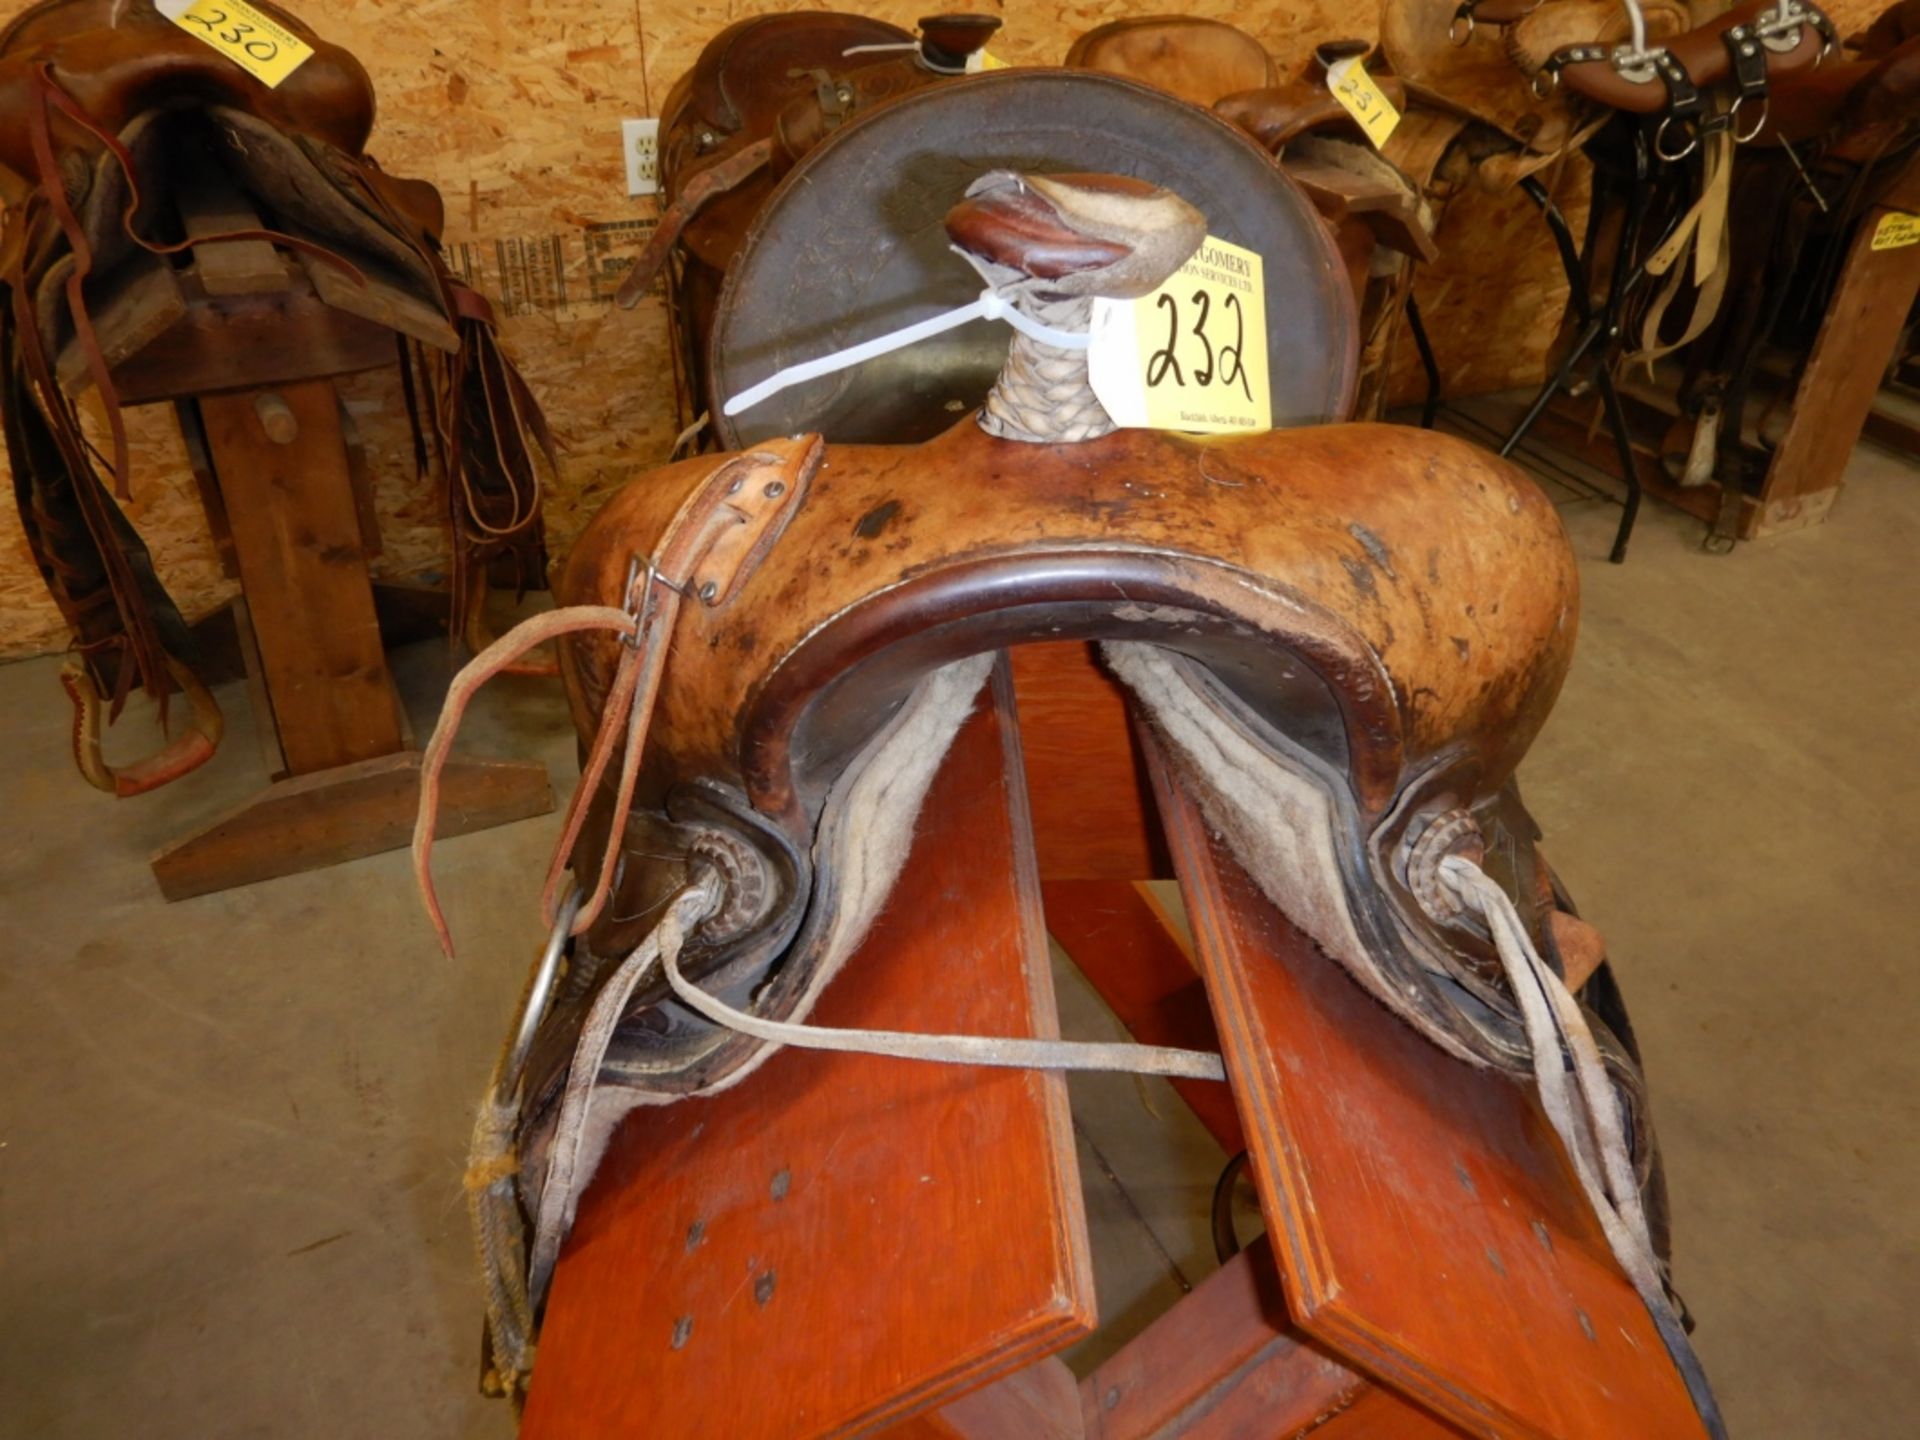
[1549,0,1828,114]
[1061,15,1277,108]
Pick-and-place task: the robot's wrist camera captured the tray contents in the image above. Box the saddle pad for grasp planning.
[711,70,1356,446]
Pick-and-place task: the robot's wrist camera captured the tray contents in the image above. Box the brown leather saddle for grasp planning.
[0,0,550,793]
[1492,0,1919,550]
[618,16,1353,447]
[1383,0,1694,165]
[417,170,1715,1432]
[1063,15,1277,106]
[613,12,999,375]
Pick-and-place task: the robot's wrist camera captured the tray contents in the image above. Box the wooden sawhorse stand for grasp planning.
[61,175,550,900]
[518,643,1707,1439]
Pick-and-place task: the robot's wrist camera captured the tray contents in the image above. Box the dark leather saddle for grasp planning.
[419,169,1695,1418]
[0,0,549,794]
[613,12,999,326]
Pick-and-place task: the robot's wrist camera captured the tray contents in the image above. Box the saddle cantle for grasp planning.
[707,69,1359,447]
[418,167,1713,1429]
[0,0,551,794]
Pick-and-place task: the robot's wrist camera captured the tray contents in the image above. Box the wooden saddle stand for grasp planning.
[514,655,1711,1440]
[416,159,1721,1438]
[0,0,553,897]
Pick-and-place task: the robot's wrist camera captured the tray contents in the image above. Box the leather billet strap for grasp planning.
[1653,49,1705,162]
[1631,125,1735,369]
[1722,21,1773,142]
[613,137,775,309]
[4,274,173,715]
[425,439,820,1391]
[413,435,821,959]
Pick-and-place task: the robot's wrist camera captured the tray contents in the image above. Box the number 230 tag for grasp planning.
[1087,234,1271,436]
[157,0,315,89]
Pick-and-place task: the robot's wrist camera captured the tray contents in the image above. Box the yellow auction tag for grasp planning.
[1327,56,1400,150]
[969,50,1010,72]
[1871,211,1920,251]
[159,0,314,89]
[1087,235,1271,435]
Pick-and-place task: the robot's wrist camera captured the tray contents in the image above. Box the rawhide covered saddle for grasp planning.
[0,0,550,794]
[417,170,1709,1424]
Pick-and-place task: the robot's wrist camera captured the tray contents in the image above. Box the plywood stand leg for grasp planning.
[150,379,549,898]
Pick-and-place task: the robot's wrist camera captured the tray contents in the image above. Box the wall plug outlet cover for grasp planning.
[623,118,660,198]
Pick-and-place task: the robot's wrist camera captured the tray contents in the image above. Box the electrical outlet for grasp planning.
[623,118,660,198]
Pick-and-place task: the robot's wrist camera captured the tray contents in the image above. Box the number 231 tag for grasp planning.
[1327,56,1400,149]
[1087,234,1271,436]
[157,0,315,89]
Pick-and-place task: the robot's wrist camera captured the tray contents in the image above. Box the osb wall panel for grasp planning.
[0,0,1887,659]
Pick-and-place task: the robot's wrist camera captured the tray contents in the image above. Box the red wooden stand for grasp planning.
[521,642,1706,1438]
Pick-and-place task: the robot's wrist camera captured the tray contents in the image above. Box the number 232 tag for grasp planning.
[1087,235,1271,436]
[157,0,315,89]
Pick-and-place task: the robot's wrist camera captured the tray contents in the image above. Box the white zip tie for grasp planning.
[723,286,1091,418]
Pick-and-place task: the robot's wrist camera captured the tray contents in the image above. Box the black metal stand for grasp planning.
[1498,136,1659,564]
[1405,292,1442,430]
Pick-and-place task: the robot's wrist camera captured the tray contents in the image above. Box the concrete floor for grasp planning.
[1,439,1915,1438]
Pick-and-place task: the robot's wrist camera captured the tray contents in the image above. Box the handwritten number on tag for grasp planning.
[166,0,310,86]
[1220,294,1250,403]
[1086,232,1270,433]
[182,10,281,63]
[1146,290,1250,403]
[1325,58,1399,148]
[1147,295,1184,388]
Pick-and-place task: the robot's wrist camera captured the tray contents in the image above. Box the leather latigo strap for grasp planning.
[0,0,551,793]
[614,138,773,309]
